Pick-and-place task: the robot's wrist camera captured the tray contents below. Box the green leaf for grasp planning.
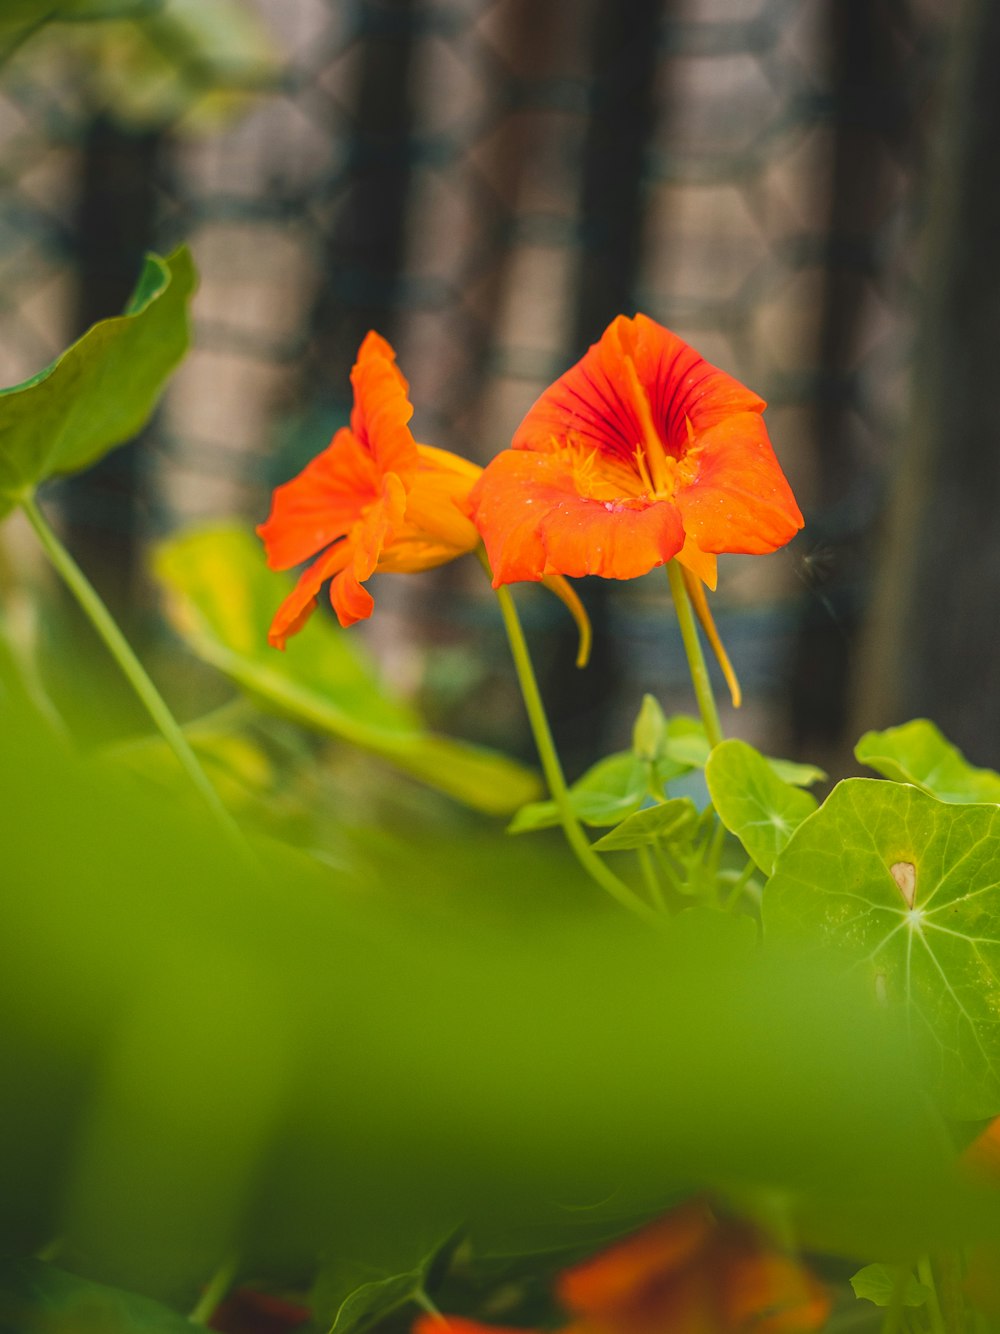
[705,740,817,875]
[154,526,539,815]
[662,715,711,768]
[663,719,826,788]
[0,1258,195,1332]
[764,778,1000,1118]
[4,706,1000,1272]
[856,719,1000,804]
[765,757,827,787]
[850,1263,929,1308]
[592,798,699,851]
[0,247,195,518]
[508,751,647,833]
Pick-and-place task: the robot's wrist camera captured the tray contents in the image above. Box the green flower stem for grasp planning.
[916,1257,948,1334]
[493,583,658,925]
[636,844,666,912]
[880,1266,909,1334]
[189,1254,238,1325]
[665,560,723,749]
[21,494,250,860]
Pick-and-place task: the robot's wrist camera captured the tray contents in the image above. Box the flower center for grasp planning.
[622,355,676,499]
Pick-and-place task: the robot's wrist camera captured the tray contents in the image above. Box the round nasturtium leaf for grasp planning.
[764,779,1000,1119]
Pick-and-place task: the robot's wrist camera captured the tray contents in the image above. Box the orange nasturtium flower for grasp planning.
[469,315,803,702]
[414,1202,828,1334]
[258,331,481,648]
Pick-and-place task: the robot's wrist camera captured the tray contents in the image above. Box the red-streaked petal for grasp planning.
[512,315,765,471]
[257,427,378,571]
[266,540,352,649]
[471,449,684,584]
[350,331,419,477]
[675,413,803,555]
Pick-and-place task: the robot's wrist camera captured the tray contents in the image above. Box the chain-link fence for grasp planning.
[0,0,959,774]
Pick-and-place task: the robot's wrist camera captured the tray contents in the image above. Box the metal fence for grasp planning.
[0,0,955,775]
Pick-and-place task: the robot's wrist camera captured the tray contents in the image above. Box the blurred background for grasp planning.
[1,0,996,781]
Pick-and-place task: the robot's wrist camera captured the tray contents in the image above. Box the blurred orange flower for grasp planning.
[258,331,481,647]
[414,1202,828,1334]
[470,314,802,592]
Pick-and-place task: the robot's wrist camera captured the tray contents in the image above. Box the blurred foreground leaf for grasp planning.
[0,247,194,518]
[2,706,999,1302]
[856,719,1000,804]
[765,779,1000,1118]
[154,526,539,815]
[0,0,160,47]
[0,1258,194,1332]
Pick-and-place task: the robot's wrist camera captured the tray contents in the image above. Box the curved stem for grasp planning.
[493,583,658,924]
[666,560,723,748]
[190,1254,238,1325]
[21,495,251,861]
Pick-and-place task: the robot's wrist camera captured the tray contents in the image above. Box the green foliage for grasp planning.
[856,718,1000,804]
[0,1258,195,1333]
[706,739,817,875]
[0,247,195,518]
[154,526,540,815]
[591,798,699,851]
[5,706,997,1305]
[849,1263,930,1308]
[764,778,1000,1118]
[0,0,160,46]
[508,752,649,832]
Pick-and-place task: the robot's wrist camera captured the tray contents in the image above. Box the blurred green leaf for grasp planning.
[765,778,1000,1118]
[0,1258,194,1332]
[591,798,698,852]
[850,1264,929,1308]
[71,0,280,132]
[154,526,539,815]
[0,0,160,45]
[706,740,817,875]
[856,719,1000,804]
[1,710,998,1286]
[662,715,711,769]
[508,752,647,833]
[0,247,194,518]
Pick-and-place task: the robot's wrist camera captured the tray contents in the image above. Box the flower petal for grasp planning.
[350,331,420,478]
[377,442,482,572]
[513,315,765,471]
[471,449,684,584]
[675,413,803,556]
[257,427,378,571]
[266,540,352,649]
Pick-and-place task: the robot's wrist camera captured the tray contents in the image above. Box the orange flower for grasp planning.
[470,314,802,593]
[556,1203,829,1334]
[258,331,481,647]
[414,1203,829,1334]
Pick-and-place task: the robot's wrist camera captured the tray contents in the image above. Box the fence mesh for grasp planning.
[0,0,952,773]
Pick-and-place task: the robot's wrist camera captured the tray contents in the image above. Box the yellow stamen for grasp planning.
[623,354,672,495]
[680,565,742,708]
